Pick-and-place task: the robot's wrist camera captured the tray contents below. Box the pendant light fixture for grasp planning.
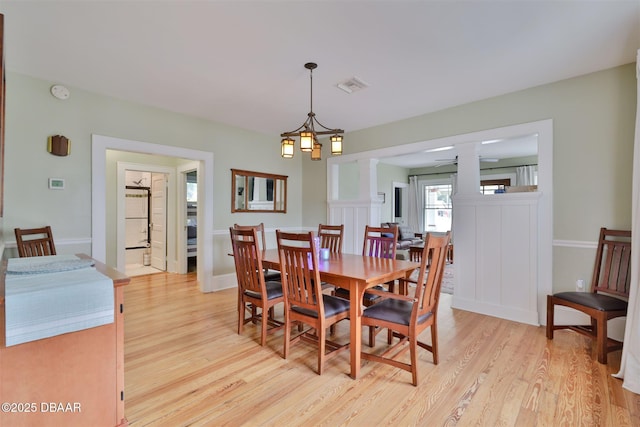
[280,62,344,160]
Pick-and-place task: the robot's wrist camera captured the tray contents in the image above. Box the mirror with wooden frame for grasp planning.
[231,169,287,213]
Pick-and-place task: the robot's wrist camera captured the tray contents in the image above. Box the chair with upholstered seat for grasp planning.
[334,225,399,346]
[547,227,631,364]
[360,231,451,386]
[276,230,350,375]
[230,227,285,347]
[14,226,57,257]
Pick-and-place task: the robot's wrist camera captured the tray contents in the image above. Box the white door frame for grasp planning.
[177,161,199,274]
[392,181,408,224]
[92,134,215,293]
[117,162,175,273]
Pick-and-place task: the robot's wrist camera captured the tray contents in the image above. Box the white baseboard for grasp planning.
[451,296,539,326]
[208,272,237,293]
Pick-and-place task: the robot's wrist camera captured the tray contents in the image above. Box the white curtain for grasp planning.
[614,49,640,394]
[450,173,457,196]
[516,165,536,186]
[407,176,424,232]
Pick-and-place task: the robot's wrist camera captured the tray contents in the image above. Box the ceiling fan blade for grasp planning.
[434,160,456,167]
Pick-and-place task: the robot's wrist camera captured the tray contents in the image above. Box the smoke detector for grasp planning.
[337,76,369,94]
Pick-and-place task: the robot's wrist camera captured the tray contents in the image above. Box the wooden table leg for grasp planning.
[349,280,362,379]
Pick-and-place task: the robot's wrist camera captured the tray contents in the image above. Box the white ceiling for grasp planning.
[2,1,639,166]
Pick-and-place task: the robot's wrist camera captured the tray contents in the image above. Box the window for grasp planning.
[423,184,452,233]
[420,176,515,233]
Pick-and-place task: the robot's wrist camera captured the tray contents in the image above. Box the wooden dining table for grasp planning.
[261,249,419,379]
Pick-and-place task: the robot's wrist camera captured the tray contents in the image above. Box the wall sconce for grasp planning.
[47,135,70,156]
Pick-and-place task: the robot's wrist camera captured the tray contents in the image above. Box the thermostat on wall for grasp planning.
[48,178,65,190]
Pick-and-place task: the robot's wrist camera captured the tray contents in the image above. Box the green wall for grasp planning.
[3,72,304,271]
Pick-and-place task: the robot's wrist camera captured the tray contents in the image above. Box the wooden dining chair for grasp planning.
[276,230,350,375]
[230,227,285,347]
[317,224,344,254]
[14,226,57,257]
[361,231,451,386]
[547,227,631,364]
[317,224,344,292]
[233,222,280,281]
[334,225,399,345]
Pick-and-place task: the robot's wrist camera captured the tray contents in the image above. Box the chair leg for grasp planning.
[238,300,244,335]
[260,306,268,347]
[251,304,258,324]
[283,311,291,359]
[596,314,608,364]
[318,326,326,375]
[546,295,554,340]
[388,281,396,294]
[368,326,377,347]
[410,333,418,386]
[431,323,439,365]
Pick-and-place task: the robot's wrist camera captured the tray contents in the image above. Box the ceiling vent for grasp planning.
[337,76,369,94]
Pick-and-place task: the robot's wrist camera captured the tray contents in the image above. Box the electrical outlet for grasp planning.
[576,279,585,291]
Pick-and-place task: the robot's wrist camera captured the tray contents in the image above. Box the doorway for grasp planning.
[392,182,408,225]
[121,167,169,277]
[94,135,214,292]
[185,170,198,273]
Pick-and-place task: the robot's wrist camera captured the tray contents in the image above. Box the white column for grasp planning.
[328,163,340,201]
[456,142,481,195]
[358,158,379,200]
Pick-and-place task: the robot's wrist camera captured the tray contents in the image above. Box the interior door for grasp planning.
[150,173,167,270]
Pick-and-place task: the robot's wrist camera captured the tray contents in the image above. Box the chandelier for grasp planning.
[280,62,344,160]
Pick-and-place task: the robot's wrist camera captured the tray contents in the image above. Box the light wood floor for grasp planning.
[124,273,640,426]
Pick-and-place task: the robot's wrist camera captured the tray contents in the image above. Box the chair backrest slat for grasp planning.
[363,225,397,259]
[317,224,344,254]
[14,226,57,258]
[276,231,324,318]
[591,228,631,298]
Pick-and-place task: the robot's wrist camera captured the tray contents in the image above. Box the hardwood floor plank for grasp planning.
[123,273,636,426]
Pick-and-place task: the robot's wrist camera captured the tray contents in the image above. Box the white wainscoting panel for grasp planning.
[328,200,382,254]
[452,192,541,325]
